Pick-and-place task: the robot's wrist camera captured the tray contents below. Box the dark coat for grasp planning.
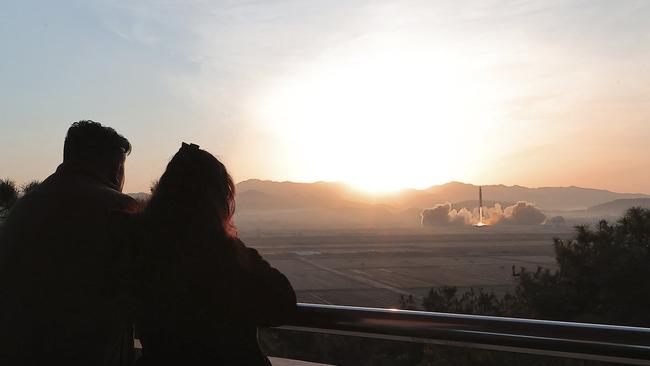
[0,163,137,366]
[132,215,296,366]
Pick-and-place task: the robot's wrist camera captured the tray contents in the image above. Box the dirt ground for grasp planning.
[243,229,569,308]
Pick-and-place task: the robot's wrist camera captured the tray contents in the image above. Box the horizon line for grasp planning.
[125,178,650,196]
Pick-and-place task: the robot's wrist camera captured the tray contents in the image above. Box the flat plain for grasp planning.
[243,228,570,308]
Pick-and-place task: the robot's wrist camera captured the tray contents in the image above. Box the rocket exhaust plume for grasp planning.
[475,186,487,227]
[421,189,546,227]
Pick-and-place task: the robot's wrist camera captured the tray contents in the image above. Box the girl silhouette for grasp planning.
[135,143,296,365]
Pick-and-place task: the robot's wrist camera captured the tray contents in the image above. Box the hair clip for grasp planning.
[181,142,200,150]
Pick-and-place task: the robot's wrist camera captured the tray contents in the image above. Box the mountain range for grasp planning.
[234,180,648,212]
[129,180,649,230]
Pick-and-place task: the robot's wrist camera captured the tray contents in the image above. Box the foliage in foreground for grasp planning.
[416,207,650,327]
[0,179,41,220]
[0,178,19,219]
[517,207,650,326]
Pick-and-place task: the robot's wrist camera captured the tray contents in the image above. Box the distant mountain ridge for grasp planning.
[127,180,649,230]
[234,179,649,212]
[587,198,650,215]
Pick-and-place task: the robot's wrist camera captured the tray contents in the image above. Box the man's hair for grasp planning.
[63,120,131,163]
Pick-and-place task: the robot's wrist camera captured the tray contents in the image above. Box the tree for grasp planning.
[406,209,650,365]
[515,207,650,326]
[420,285,529,318]
[0,179,42,220]
[419,207,650,327]
[20,180,41,196]
[398,294,418,310]
[0,178,19,219]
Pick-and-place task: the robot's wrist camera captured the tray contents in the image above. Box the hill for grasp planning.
[234,180,648,212]
[587,198,650,216]
[127,180,648,230]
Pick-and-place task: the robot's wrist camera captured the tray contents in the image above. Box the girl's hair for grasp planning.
[145,143,237,239]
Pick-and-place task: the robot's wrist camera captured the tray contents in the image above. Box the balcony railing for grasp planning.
[274,303,650,365]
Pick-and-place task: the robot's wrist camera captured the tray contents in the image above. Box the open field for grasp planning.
[243,229,570,308]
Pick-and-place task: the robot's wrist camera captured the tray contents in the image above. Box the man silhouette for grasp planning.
[0,121,137,365]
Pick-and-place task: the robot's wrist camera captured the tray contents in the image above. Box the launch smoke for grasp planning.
[421,201,546,227]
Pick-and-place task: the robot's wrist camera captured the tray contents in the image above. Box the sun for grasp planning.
[254,37,499,193]
[346,173,414,194]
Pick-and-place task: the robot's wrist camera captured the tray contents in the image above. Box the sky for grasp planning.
[1,0,649,194]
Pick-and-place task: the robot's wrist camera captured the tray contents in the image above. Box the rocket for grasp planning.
[478,186,483,224]
[475,186,487,227]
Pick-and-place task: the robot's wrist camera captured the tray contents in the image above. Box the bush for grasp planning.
[419,207,650,327]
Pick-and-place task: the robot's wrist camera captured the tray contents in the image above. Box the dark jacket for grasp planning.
[0,163,137,366]
[133,215,296,366]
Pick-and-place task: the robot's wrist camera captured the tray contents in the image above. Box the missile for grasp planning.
[475,186,487,227]
[479,186,483,224]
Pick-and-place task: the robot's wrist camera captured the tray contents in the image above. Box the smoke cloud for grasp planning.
[421,203,472,226]
[501,201,546,225]
[421,201,546,227]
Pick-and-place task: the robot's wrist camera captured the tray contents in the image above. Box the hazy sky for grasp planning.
[1,0,649,193]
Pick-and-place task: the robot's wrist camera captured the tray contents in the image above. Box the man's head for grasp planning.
[63,120,131,192]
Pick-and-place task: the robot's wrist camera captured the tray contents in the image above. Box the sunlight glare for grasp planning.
[255,38,501,192]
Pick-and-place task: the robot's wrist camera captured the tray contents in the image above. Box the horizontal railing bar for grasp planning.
[279,303,650,365]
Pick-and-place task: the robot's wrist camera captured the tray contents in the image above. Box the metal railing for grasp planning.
[277,303,650,365]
